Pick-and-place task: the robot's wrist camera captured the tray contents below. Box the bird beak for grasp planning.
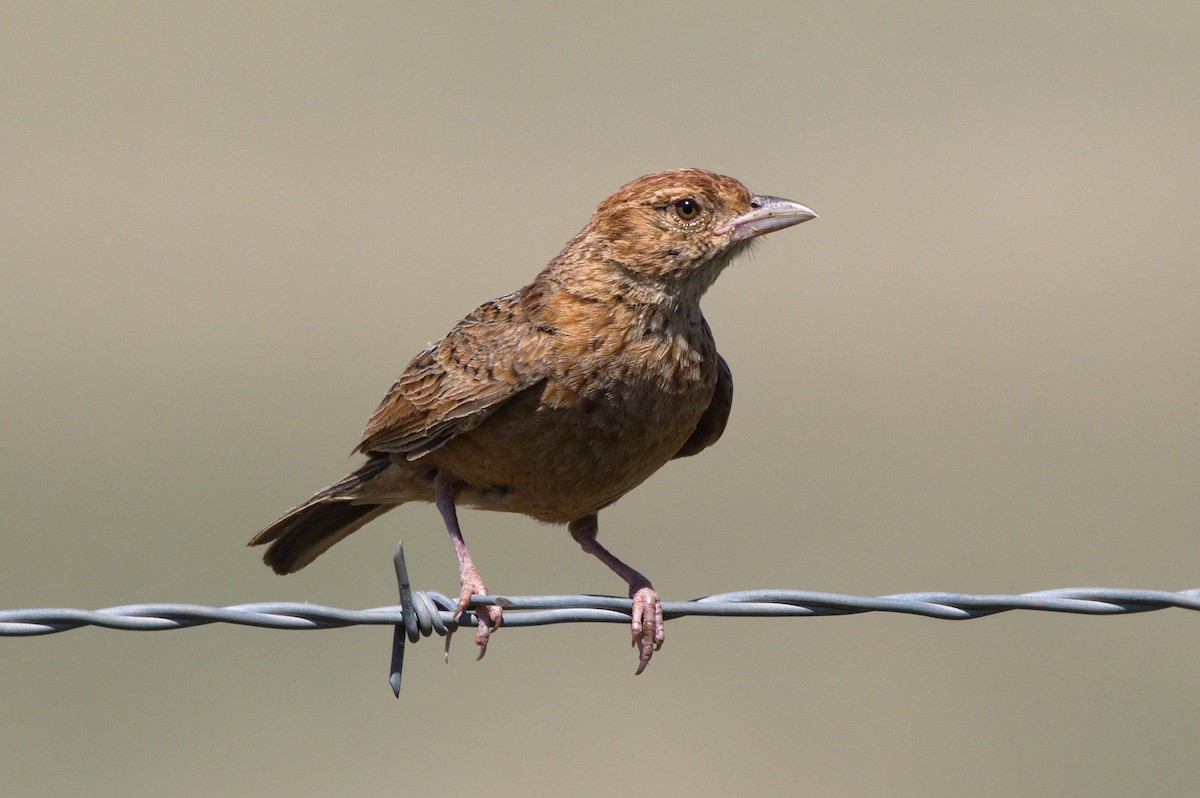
[718,195,818,243]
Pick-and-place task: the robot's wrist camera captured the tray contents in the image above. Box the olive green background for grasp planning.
[3,3,1198,796]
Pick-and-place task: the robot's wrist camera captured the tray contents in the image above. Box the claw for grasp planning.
[473,604,502,660]
[630,586,664,675]
[445,567,502,663]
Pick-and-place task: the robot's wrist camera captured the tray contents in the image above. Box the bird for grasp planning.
[250,168,816,673]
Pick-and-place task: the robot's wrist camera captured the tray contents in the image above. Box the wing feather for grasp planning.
[672,353,733,459]
[355,291,549,457]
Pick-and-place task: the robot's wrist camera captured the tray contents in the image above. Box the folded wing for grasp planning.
[356,291,549,459]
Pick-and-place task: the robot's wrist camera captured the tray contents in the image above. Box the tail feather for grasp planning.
[250,456,399,574]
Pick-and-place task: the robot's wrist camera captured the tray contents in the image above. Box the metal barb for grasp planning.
[388,542,413,697]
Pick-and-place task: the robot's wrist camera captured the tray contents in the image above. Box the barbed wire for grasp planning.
[3,543,1198,695]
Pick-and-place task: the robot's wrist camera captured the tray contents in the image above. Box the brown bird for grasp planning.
[250,168,816,673]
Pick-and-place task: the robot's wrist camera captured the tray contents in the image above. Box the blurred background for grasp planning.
[2,3,1198,795]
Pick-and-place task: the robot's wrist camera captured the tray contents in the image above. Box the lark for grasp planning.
[251,169,816,672]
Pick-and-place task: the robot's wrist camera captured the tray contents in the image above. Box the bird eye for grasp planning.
[672,198,701,222]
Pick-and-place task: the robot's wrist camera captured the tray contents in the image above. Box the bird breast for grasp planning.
[429,303,719,523]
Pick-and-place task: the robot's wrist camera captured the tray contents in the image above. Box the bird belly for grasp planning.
[429,366,716,523]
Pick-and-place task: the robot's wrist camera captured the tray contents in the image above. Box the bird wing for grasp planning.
[355,292,549,459]
[672,353,733,459]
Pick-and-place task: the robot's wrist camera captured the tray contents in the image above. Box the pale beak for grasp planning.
[718,195,818,243]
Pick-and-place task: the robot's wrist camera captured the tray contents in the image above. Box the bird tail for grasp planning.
[249,455,400,574]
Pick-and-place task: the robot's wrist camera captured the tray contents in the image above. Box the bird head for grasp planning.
[556,168,817,308]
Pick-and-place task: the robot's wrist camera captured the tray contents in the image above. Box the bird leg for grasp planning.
[568,513,664,675]
[434,471,502,660]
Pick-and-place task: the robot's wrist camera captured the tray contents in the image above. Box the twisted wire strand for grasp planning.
[5,543,1197,696]
[5,588,1200,637]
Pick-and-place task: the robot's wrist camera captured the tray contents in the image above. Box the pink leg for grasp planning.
[434,471,502,660]
[569,513,664,675]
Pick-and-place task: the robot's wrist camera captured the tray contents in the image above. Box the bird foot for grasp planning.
[630,586,664,675]
[446,566,503,662]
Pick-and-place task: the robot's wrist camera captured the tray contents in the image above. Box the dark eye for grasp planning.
[673,198,701,222]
